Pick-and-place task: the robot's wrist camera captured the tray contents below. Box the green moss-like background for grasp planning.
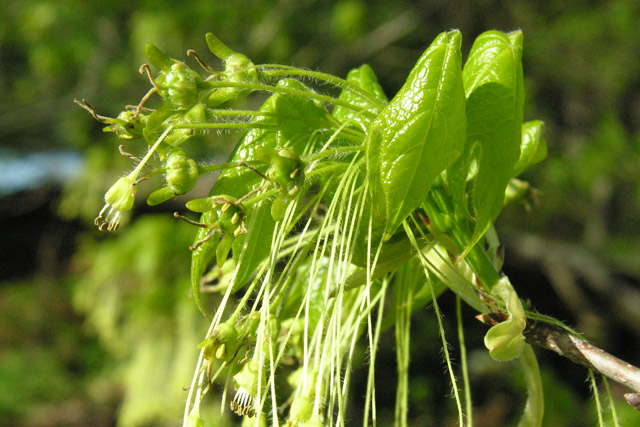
[1,1,639,425]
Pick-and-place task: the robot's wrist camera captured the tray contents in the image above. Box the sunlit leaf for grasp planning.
[367,30,466,239]
[454,30,524,256]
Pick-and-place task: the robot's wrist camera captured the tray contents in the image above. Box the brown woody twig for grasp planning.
[477,313,640,410]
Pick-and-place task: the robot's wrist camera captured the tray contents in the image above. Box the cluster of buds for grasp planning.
[253,146,305,221]
[185,195,246,267]
[78,33,260,233]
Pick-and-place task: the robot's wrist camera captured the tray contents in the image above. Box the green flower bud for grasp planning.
[95,175,136,231]
[216,200,245,235]
[164,149,199,193]
[198,320,240,361]
[205,34,259,107]
[147,149,199,206]
[156,62,202,110]
[225,53,258,86]
[236,312,261,342]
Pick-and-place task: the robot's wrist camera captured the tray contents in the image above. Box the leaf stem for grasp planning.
[457,296,473,426]
[205,80,377,119]
[259,64,387,109]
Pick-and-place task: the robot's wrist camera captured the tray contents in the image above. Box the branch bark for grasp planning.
[478,313,640,409]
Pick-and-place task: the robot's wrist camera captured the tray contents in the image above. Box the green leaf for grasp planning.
[190,211,219,318]
[230,200,274,291]
[513,120,546,177]
[454,30,524,256]
[367,30,466,239]
[273,79,333,148]
[333,64,387,130]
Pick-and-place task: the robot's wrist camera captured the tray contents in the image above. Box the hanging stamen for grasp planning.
[230,386,256,417]
[238,161,270,181]
[235,183,271,205]
[125,104,154,113]
[131,176,148,191]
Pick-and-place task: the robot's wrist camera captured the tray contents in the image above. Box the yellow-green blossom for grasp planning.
[95,175,136,231]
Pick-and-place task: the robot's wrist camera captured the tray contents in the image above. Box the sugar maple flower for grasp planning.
[95,175,136,231]
[80,29,640,427]
[95,124,175,232]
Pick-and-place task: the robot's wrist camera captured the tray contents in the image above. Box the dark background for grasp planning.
[1,1,639,425]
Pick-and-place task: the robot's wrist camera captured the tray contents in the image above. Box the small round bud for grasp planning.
[156,62,202,110]
[225,53,258,85]
[165,149,199,194]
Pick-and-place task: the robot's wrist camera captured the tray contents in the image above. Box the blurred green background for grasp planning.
[1,0,639,425]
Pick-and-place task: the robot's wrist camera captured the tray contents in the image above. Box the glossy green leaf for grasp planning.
[332,64,387,130]
[367,30,466,239]
[512,120,546,177]
[454,30,524,256]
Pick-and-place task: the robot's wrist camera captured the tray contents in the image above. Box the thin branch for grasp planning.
[477,313,640,409]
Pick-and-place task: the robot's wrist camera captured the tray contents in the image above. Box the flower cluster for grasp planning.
[80,30,550,426]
